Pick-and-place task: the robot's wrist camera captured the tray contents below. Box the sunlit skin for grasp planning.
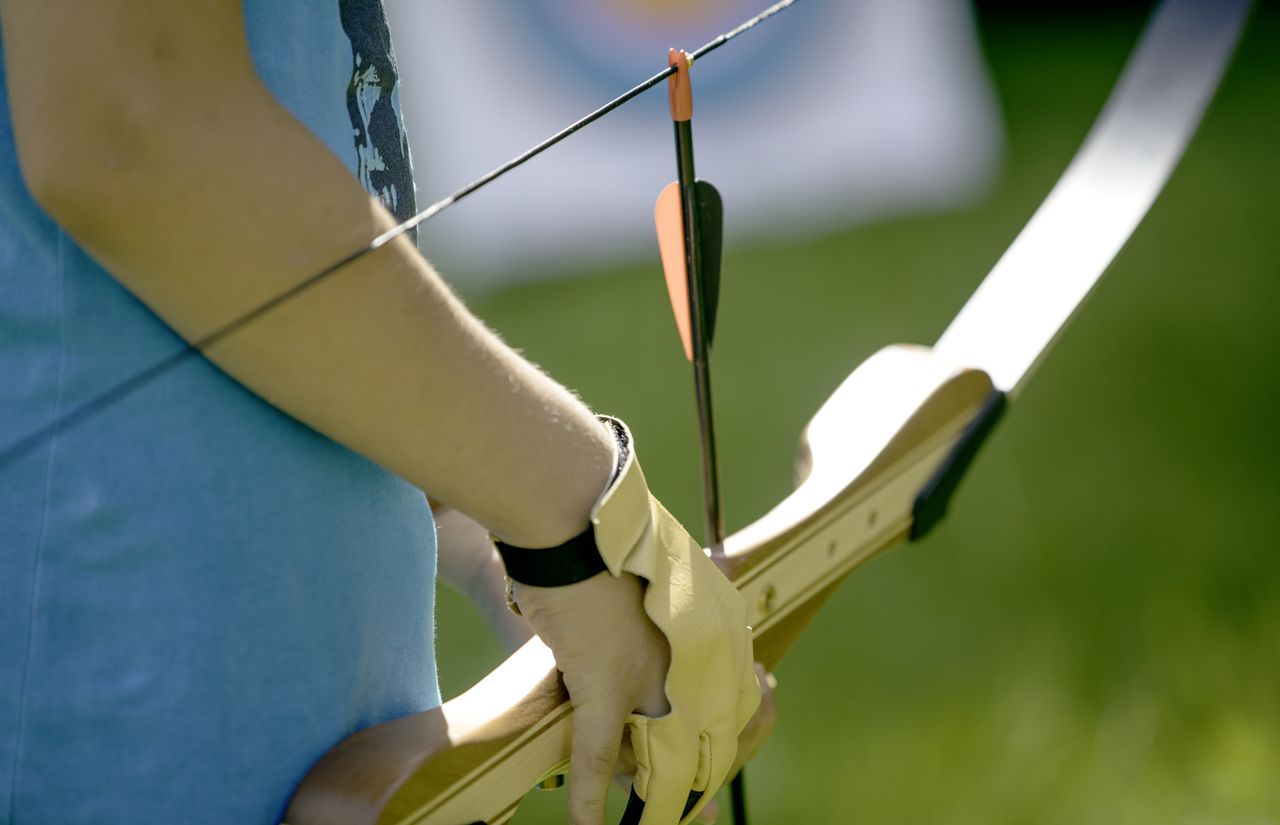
[0,3,769,822]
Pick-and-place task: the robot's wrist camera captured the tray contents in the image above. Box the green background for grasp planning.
[434,5,1280,822]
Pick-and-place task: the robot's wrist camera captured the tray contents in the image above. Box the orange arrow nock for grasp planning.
[667,48,693,122]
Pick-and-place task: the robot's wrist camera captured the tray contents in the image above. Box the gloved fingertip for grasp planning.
[693,797,720,823]
[633,788,703,825]
[616,786,646,825]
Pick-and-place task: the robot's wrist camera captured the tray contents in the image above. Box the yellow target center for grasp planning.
[603,0,731,28]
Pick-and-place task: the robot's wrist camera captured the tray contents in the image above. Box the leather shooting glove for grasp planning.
[500,417,759,825]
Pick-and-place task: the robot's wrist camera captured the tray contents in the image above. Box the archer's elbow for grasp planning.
[1,2,261,235]
[11,92,160,238]
[18,150,122,238]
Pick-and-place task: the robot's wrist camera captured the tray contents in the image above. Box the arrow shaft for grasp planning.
[673,119,727,548]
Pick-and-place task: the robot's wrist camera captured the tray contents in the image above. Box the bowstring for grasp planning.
[0,0,798,468]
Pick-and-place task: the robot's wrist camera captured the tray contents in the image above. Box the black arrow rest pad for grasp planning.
[910,388,1008,541]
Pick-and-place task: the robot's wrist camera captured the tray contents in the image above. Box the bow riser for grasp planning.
[284,345,994,825]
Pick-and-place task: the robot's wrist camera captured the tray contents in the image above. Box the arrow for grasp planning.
[654,48,728,551]
[646,46,741,825]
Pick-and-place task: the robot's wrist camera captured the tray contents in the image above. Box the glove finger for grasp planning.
[636,782,704,825]
[698,728,739,823]
[629,716,703,825]
[735,654,763,731]
[693,797,721,824]
[729,665,776,776]
[569,699,629,825]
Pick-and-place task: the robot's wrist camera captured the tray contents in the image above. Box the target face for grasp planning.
[386,0,999,283]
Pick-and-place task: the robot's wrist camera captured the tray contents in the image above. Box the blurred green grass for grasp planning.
[434,6,1280,823]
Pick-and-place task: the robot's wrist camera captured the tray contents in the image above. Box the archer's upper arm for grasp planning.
[0,0,262,218]
[0,0,618,545]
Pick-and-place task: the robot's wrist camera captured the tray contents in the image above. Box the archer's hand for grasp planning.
[510,418,759,825]
[513,572,671,823]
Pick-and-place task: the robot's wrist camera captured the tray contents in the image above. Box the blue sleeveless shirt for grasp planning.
[0,3,439,823]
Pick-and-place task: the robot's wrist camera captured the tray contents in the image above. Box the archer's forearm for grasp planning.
[0,0,614,548]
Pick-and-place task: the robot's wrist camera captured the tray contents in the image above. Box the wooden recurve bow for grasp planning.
[284,1,1251,823]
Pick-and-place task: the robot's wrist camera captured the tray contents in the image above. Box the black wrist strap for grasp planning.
[495,526,608,587]
[495,415,629,587]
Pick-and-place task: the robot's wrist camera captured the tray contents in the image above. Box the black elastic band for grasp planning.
[495,525,608,587]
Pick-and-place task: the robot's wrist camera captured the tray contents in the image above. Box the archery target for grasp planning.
[384,0,1002,284]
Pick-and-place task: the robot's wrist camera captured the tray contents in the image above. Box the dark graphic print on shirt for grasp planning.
[339,0,418,236]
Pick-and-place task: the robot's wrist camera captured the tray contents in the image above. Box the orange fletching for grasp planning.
[655,181,693,361]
